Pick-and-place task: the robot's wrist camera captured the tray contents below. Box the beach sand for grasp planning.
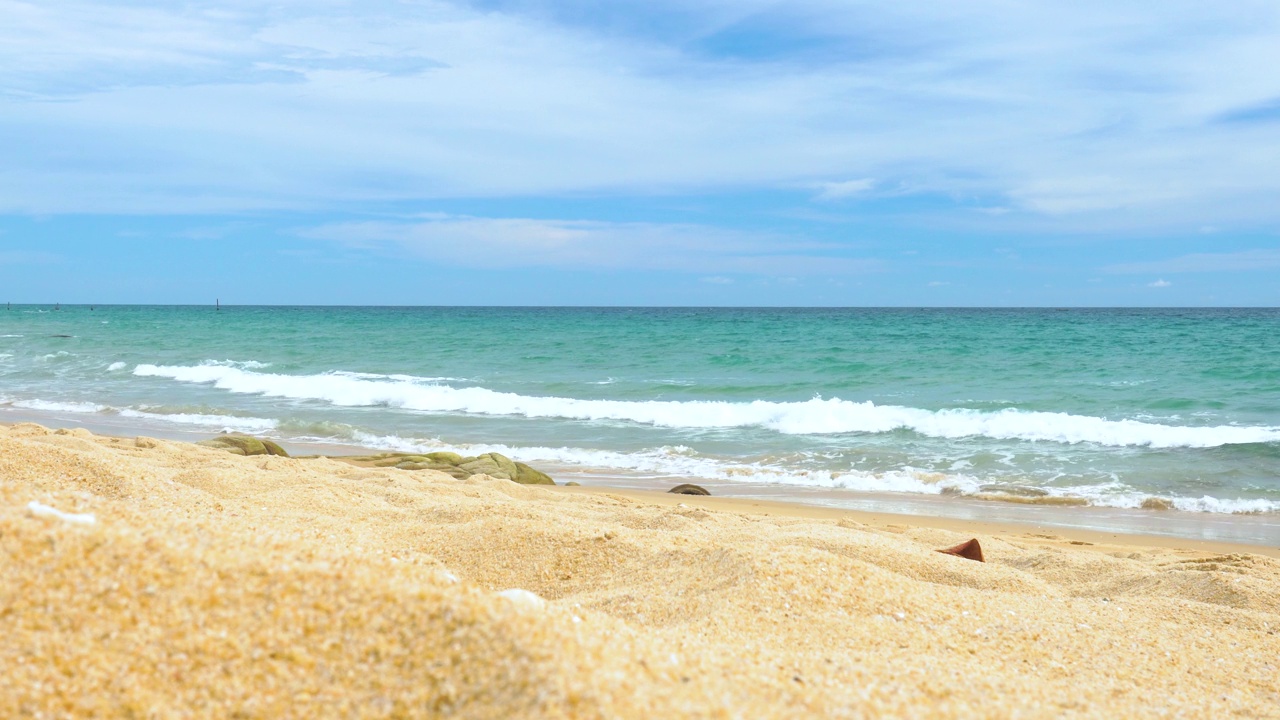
[3,423,1278,718]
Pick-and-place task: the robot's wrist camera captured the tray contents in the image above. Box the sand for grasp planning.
[2,423,1278,718]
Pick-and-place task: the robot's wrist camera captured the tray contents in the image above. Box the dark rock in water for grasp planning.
[668,483,711,496]
[936,538,984,562]
[978,484,1048,498]
[50,334,74,338]
[198,434,290,457]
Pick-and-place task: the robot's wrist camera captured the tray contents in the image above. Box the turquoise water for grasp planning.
[2,305,1278,514]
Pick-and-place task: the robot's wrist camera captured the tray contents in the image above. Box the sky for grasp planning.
[2,0,1279,306]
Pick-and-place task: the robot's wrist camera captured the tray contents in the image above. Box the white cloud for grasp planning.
[1,1,1280,230]
[1105,249,1280,274]
[700,276,734,284]
[812,178,875,201]
[1148,279,1172,287]
[300,216,881,275]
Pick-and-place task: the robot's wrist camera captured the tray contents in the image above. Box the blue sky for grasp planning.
[2,0,1279,306]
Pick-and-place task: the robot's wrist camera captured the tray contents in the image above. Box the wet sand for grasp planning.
[3,423,1280,717]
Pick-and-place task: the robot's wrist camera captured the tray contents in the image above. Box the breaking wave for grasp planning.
[133,362,1280,449]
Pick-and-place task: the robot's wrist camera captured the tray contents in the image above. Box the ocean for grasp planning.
[3,305,1278,536]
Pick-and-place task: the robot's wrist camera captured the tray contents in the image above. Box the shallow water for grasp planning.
[2,305,1278,522]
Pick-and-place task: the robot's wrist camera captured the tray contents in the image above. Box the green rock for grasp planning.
[424,451,464,465]
[514,461,555,486]
[458,452,519,480]
[563,481,581,487]
[198,435,290,458]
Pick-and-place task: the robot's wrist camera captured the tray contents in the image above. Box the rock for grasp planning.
[343,450,553,484]
[458,452,520,481]
[936,538,984,562]
[668,484,711,496]
[198,435,290,457]
[1141,497,1174,511]
[564,481,581,487]
[514,461,555,486]
[397,461,470,479]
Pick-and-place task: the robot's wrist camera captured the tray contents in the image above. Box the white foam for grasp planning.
[134,363,1280,449]
[4,396,276,433]
[27,501,96,526]
[203,359,273,370]
[107,361,127,371]
[1169,496,1280,514]
[119,408,277,432]
[9,399,107,414]
[347,432,983,496]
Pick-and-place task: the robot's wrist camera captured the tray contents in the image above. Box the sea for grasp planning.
[3,306,1278,543]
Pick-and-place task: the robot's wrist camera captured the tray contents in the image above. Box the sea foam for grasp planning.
[340,432,1280,513]
[134,363,1280,449]
[2,397,276,433]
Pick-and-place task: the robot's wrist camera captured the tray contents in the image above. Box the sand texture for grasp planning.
[2,424,1279,718]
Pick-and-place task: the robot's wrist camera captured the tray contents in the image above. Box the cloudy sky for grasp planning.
[2,0,1279,305]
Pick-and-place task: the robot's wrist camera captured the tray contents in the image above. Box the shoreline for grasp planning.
[4,407,1277,554]
[555,485,1280,559]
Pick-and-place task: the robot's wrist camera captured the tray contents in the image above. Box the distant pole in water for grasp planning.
[217,298,220,311]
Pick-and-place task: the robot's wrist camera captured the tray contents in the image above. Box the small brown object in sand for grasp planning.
[937,538,984,562]
[668,483,711,496]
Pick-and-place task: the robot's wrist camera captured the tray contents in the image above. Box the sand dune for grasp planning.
[2,423,1278,718]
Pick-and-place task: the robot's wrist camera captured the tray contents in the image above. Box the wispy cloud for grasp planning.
[812,179,875,201]
[300,216,881,276]
[1,1,1280,231]
[1104,249,1280,274]
[1148,279,1172,288]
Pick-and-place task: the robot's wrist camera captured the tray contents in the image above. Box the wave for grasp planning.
[133,363,1280,449]
[344,432,984,496]
[324,432,1279,514]
[2,398,276,433]
[8,399,107,414]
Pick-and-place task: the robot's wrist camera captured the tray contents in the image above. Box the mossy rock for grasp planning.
[458,452,519,481]
[395,460,471,479]
[198,435,290,458]
[514,461,555,486]
[668,483,710,496]
[345,450,553,484]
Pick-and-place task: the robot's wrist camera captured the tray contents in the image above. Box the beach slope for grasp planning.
[2,424,1278,718]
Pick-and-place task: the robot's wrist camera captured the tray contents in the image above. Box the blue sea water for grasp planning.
[2,305,1278,517]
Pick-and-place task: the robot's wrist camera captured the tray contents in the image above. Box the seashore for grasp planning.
[2,421,1279,717]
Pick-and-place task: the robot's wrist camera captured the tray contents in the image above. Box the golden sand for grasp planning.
[2,423,1278,718]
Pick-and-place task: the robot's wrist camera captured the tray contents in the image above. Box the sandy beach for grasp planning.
[3,422,1279,718]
